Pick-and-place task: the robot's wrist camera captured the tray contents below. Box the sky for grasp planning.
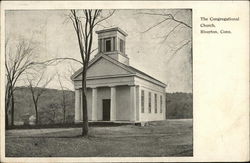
[5,9,192,93]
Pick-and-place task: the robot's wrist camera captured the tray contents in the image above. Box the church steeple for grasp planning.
[95,27,129,65]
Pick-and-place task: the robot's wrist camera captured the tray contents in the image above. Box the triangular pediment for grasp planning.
[73,55,133,80]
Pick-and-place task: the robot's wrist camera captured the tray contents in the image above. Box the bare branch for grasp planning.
[165,40,191,65]
[138,11,191,33]
[136,12,170,17]
[173,40,191,55]
[71,10,86,61]
[142,18,171,33]
[90,48,98,54]
[160,23,182,43]
[93,10,115,27]
[26,69,53,124]
[34,57,83,66]
[171,16,191,28]
[5,38,38,126]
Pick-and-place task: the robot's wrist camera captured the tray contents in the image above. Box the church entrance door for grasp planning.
[102,99,110,121]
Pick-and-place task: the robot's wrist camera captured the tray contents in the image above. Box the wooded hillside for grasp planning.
[13,87,192,125]
[13,87,75,124]
[166,92,193,119]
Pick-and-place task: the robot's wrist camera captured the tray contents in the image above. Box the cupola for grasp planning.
[95,27,129,65]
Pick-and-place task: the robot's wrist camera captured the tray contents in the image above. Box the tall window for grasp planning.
[105,39,111,52]
[141,90,144,113]
[119,39,124,53]
[160,95,163,113]
[155,94,157,113]
[148,92,151,113]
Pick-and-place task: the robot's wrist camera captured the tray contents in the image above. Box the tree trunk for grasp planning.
[5,89,10,129]
[53,110,56,124]
[35,104,38,125]
[5,107,9,129]
[81,69,88,136]
[10,90,14,126]
[63,94,66,123]
[63,108,66,123]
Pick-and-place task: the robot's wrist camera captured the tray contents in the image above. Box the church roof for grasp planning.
[95,27,128,36]
[71,53,166,87]
[127,65,166,86]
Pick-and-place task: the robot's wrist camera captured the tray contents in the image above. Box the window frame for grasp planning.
[155,93,157,113]
[148,92,151,113]
[141,90,144,113]
[160,95,163,113]
[119,38,124,53]
[105,38,112,52]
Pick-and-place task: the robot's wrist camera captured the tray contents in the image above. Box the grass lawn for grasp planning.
[5,119,193,157]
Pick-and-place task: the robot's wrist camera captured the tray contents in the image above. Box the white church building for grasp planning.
[71,27,167,123]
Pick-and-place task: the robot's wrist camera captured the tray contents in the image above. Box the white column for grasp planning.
[102,38,105,52]
[74,89,81,123]
[114,37,117,51]
[79,89,83,121]
[137,86,141,121]
[124,38,126,54]
[111,37,114,51]
[110,86,116,121]
[163,93,166,120]
[92,88,98,121]
[100,39,103,52]
[116,37,119,52]
[130,85,136,122]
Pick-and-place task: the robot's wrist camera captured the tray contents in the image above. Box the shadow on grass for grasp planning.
[12,133,103,139]
[7,122,131,130]
[14,135,91,139]
[10,131,191,140]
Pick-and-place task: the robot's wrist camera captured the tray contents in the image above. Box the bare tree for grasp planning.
[26,70,53,125]
[40,103,60,124]
[69,9,115,136]
[5,38,37,128]
[137,10,192,65]
[56,72,68,123]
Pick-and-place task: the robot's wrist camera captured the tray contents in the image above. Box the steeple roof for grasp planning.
[95,27,128,36]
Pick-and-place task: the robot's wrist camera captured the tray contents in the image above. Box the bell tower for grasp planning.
[96,27,129,65]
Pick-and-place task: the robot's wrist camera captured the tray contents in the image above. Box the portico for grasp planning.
[74,81,139,122]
